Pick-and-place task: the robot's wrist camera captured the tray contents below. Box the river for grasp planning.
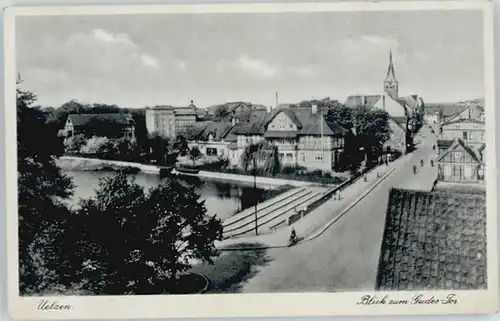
[63,170,285,221]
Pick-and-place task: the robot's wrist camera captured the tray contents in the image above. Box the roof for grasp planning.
[264,131,298,138]
[269,107,348,136]
[442,118,485,126]
[186,121,234,141]
[392,116,408,124]
[344,95,381,109]
[436,138,482,163]
[376,188,487,290]
[437,139,454,149]
[152,105,197,115]
[68,113,134,127]
[424,103,468,117]
[206,101,267,117]
[389,117,407,132]
[231,110,270,135]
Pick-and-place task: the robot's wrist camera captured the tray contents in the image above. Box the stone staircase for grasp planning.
[222,186,330,238]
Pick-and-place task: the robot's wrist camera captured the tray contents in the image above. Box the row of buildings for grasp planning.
[61,52,425,172]
[435,102,486,183]
[175,52,425,171]
[61,51,485,180]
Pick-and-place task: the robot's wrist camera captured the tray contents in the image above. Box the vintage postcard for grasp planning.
[4,1,498,319]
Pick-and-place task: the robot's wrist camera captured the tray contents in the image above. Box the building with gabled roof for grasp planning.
[186,120,236,159]
[376,188,486,290]
[64,113,135,140]
[220,105,349,171]
[440,118,485,152]
[437,138,484,182]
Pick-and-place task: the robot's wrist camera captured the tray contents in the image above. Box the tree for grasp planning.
[74,173,222,294]
[241,142,280,175]
[352,106,391,163]
[214,105,230,120]
[63,134,86,154]
[325,103,354,130]
[188,146,202,165]
[17,80,75,294]
[149,134,170,164]
[79,136,111,155]
[173,135,189,156]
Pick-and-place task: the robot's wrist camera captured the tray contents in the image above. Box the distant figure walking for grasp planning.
[363,173,368,182]
[413,165,417,174]
[420,159,424,167]
[288,227,298,246]
[432,145,436,151]
[430,159,434,167]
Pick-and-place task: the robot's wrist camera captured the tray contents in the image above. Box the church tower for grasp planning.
[384,50,399,98]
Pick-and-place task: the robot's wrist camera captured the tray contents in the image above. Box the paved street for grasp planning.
[241,126,439,292]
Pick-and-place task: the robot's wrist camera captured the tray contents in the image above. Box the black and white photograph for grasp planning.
[5,1,498,319]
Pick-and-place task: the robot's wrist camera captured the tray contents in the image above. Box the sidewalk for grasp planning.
[216,154,413,250]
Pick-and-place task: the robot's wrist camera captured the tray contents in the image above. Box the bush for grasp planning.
[79,136,110,155]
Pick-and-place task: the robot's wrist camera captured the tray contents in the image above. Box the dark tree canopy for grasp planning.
[72,173,222,294]
[17,82,75,294]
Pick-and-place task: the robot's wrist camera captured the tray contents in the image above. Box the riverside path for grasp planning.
[240,126,439,293]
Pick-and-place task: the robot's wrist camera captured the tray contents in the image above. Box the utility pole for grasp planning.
[253,156,258,235]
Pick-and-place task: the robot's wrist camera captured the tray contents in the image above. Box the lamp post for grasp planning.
[253,156,258,235]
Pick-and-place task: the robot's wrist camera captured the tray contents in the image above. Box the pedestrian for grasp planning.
[363,173,367,182]
[377,172,381,178]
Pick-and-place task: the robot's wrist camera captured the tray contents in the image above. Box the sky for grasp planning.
[16,10,485,109]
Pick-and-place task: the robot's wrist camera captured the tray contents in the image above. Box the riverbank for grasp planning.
[57,156,337,187]
[56,156,160,175]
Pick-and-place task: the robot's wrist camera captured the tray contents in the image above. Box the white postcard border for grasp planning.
[4,1,498,319]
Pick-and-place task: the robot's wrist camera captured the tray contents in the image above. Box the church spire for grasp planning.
[386,49,396,81]
[384,49,399,98]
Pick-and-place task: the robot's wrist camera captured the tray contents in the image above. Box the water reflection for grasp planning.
[64,171,280,221]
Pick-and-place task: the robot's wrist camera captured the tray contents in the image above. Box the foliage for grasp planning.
[79,136,111,155]
[173,135,189,156]
[73,173,223,294]
[17,81,75,294]
[190,242,269,293]
[63,134,86,154]
[325,103,354,130]
[79,117,130,139]
[214,105,230,120]
[188,146,202,165]
[241,142,280,176]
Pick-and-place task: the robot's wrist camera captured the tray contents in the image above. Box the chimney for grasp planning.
[312,104,318,115]
[363,95,367,105]
[267,105,271,113]
[276,92,279,109]
[232,117,237,126]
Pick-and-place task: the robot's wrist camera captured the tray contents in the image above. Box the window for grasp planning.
[464,165,472,178]
[301,154,306,162]
[454,152,462,161]
[444,164,451,175]
[481,132,485,141]
[286,153,293,160]
[453,165,462,179]
[315,152,324,161]
[206,148,217,156]
[463,132,468,140]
